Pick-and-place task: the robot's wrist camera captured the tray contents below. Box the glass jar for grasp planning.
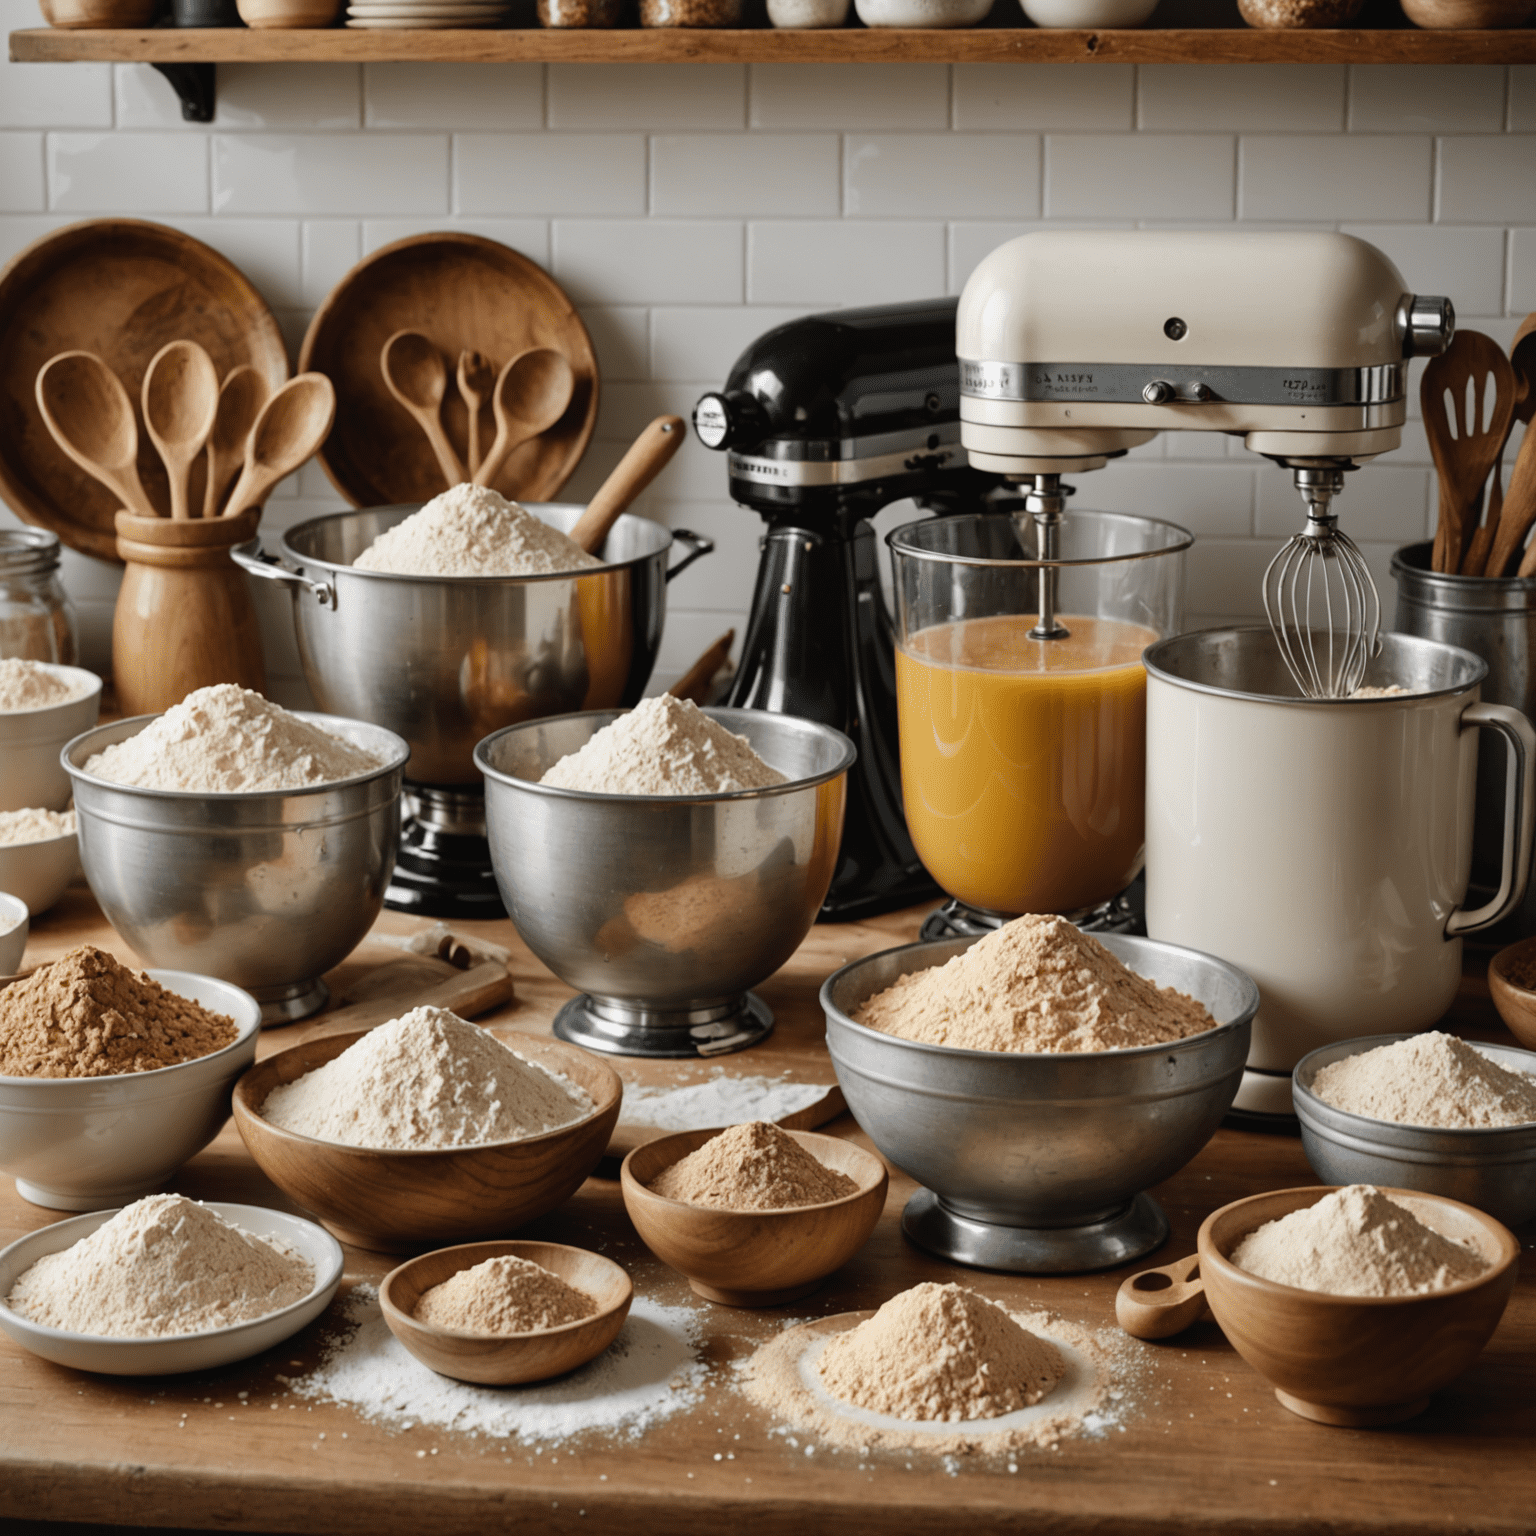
[539,0,623,23]
[639,0,741,24]
[0,528,78,665]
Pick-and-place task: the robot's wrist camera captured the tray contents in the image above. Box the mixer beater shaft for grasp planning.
[1017,474,1072,641]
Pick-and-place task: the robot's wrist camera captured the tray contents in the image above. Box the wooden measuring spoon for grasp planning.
[381,330,466,490]
[35,350,157,518]
[1483,314,1536,577]
[202,365,269,518]
[1425,331,1515,574]
[456,349,496,478]
[222,373,337,519]
[569,415,687,557]
[1115,1253,1208,1340]
[474,348,575,490]
[141,339,219,522]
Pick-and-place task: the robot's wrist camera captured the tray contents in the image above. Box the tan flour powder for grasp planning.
[541,694,786,796]
[1349,685,1411,699]
[83,685,382,794]
[0,807,74,846]
[1230,1185,1490,1297]
[648,1120,857,1211]
[414,1254,598,1334]
[5,1194,313,1337]
[0,658,91,712]
[260,1006,593,1150]
[1310,1031,1536,1129]
[855,914,1217,1054]
[354,485,601,578]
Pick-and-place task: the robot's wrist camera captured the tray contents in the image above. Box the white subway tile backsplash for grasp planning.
[1513,68,1536,132]
[215,65,362,131]
[457,134,645,216]
[952,64,1133,132]
[555,219,743,305]
[549,65,744,130]
[0,0,110,129]
[57,547,123,604]
[748,64,948,130]
[301,220,361,307]
[594,381,715,442]
[846,134,1040,220]
[748,220,944,305]
[580,306,649,383]
[1240,134,1431,221]
[165,218,304,310]
[365,64,542,130]
[50,133,206,214]
[1045,136,1234,221]
[115,64,199,131]
[361,218,549,265]
[1340,223,1506,319]
[1088,462,1255,538]
[947,222,1040,294]
[1348,66,1506,134]
[646,501,761,614]
[1186,538,1282,621]
[1138,65,1345,133]
[0,214,73,268]
[214,134,448,217]
[653,134,840,218]
[1256,461,1431,543]
[1438,138,1536,225]
[651,304,809,382]
[1512,228,1536,315]
[0,134,44,213]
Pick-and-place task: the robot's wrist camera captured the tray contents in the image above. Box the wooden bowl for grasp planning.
[1198,1185,1519,1427]
[1400,0,1534,24]
[379,1240,632,1385]
[232,1031,621,1253]
[38,0,159,25]
[236,0,341,23]
[1487,938,1536,1049]
[620,1129,888,1307]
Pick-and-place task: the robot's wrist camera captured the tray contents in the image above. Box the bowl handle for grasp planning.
[665,528,714,583]
[1115,1252,1207,1340]
[231,538,336,609]
[1447,701,1536,937]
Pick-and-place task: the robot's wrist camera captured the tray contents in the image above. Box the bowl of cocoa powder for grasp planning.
[0,945,261,1210]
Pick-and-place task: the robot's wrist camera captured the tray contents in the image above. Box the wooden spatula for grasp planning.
[1482,314,1536,577]
[568,416,686,557]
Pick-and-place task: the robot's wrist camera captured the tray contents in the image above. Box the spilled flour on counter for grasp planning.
[0,658,92,712]
[290,1285,708,1442]
[618,1070,833,1134]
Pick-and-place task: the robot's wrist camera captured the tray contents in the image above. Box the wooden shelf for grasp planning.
[11,23,1536,63]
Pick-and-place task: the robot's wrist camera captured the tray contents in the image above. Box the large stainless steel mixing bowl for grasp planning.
[821,932,1259,1273]
[63,715,409,1024]
[232,504,712,788]
[476,708,854,1058]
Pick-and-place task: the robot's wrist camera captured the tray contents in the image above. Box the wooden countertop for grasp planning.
[3,885,1534,1536]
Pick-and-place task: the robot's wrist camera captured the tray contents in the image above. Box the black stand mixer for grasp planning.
[693,298,1003,922]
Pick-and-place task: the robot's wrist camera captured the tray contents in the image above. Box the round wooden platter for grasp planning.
[0,219,289,562]
[299,232,598,509]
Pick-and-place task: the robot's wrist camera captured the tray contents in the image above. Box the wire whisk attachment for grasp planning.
[1262,466,1381,700]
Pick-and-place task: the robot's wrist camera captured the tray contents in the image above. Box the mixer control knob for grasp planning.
[692,391,765,452]
[1142,380,1175,405]
[1187,382,1215,402]
[1399,295,1455,358]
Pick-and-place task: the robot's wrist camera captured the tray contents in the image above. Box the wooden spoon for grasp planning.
[381,330,466,490]
[456,349,496,478]
[474,348,575,490]
[569,415,687,557]
[1425,331,1515,574]
[1115,1253,1208,1341]
[35,350,157,518]
[141,339,219,522]
[1483,314,1536,577]
[202,365,269,518]
[222,373,337,519]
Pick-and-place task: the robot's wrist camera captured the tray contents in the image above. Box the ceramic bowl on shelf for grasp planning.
[0,892,28,975]
[1021,0,1157,21]
[854,0,990,21]
[380,1240,634,1384]
[0,1202,343,1375]
[237,0,343,23]
[1400,0,1534,23]
[0,662,100,814]
[766,0,851,22]
[0,826,78,918]
[0,970,261,1211]
[37,0,159,24]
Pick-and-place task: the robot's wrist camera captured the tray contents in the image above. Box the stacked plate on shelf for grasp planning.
[346,0,507,24]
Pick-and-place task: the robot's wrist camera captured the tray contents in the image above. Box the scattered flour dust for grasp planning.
[0,807,74,846]
[354,485,602,578]
[617,1069,833,1134]
[289,1283,708,1443]
[0,658,92,712]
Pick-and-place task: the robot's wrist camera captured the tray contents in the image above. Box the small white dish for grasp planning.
[854,0,990,23]
[1020,0,1157,22]
[0,829,78,916]
[0,1202,344,1375]
[0,664,101,815]
[0,892,26,975]
[767,0,850,22]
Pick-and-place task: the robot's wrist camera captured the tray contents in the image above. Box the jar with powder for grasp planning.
[539,0,623,24]
[0,530,76,666]
[639,0,741,25]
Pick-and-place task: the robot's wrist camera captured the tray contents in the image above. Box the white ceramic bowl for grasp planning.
[0,664,101,813]
[0,1202,343,1374]
[0,969,261,1210]
[0,828,78,916]
[0,892,26,975]
[1021,0,1157,21]
[854,0,990,22]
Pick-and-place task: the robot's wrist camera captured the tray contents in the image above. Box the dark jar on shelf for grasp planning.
[539,0,624,23]
[639,0,742,23]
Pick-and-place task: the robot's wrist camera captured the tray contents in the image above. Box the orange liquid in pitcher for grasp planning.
[897,614,1157,916]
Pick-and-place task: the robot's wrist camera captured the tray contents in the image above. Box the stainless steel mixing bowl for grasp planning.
[1294,1034,1536,1227]
[233,504,712,788]
[476,708,854,1058]
[821,932,1259,1272]
[63,715,409,1024]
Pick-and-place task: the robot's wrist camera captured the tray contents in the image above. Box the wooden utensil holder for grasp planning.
[113,507,265,715]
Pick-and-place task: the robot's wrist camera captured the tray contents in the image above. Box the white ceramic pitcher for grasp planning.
[1144,629,1535,1117]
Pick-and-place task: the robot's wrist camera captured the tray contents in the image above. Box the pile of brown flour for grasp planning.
[0,658,92,712]
[0,946,237,1078]
[541,694,786,796]
[0,807,75,846]
[6,1194,313,1337]
[1231,1185,1490,1297]
[261,1006,593,1150]
[649,1120,857,1211]
[83,685,382,794]
[1310,1032,1536,1129]
[415,1254,598,1334]
[354,485,601,578]
[854,914,1217,1054]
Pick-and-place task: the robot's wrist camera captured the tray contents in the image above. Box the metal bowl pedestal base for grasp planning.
[901,1187,1170,1274]
[553,992,774,1059]
[251,977,329,1027]
[385,785,507,921]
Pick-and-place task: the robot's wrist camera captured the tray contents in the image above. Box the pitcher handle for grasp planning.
[231,538,336,609]
[1447,702,1536,937]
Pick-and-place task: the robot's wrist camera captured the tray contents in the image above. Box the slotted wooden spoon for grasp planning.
[1482,314,1536,577]
[456,349,496,478]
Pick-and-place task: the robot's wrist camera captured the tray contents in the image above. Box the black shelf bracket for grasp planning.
[151,61,216,122]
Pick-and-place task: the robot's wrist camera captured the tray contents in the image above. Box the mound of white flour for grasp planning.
[0,658,92,713]
[354,485,601,578]
[0,807,75,846]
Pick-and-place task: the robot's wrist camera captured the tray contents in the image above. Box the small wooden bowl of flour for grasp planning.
[1488,938,1536,1051]
[380,1240,632,1385]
